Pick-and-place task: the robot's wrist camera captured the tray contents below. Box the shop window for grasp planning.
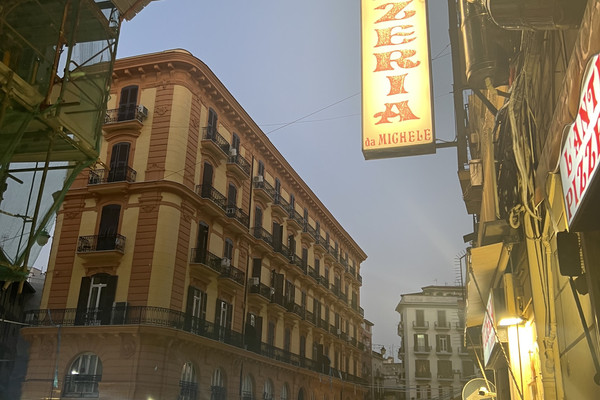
[63,352,102,398]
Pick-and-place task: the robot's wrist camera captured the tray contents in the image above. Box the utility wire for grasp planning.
[264,92,360,135]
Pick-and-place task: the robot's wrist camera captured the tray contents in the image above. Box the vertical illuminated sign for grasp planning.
[560,53,600,231]
[361,0,435,159]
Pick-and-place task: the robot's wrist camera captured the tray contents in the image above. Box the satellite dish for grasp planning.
[462,378,496,400]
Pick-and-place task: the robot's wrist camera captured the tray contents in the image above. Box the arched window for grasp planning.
[178,362,197,400]
[263,379,273,400]
[241,374,253,400]
[297,387,305,400]
[211,368,226,400]
[280,383,289,400]
[63,352,102,398]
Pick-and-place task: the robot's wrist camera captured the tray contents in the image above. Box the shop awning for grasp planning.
[465,242,512,327]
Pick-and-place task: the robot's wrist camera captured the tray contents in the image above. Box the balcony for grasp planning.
[314,234,329,254]
[412,321,429,330]
[219,262,245,286]
[76,234,126,265]
[413,345,431,354]
[201,127,230,162]
[325,246,339,262]
[226,152,251,180]
[435,321,451,330]
[436,346,453,356]
[272,194,290,219]
[307,266,319,282]
[317,276,329,290]
[196,185,227,216]
[225,205,250,230]
[301,223,317,243]
[286,208,304,231]
[105,105,148,124]
[288,253,306,275]
[252,177,276,203]
[103,105,147,135]
[88,166,136,185]
[190,250,222,275]
[248,280,272,303]
[272,242,290,264]
[284,300,305,319]
[415,371,432,380]
[252,227,273,252]
[437,373,455,381]
[24,307,367,384]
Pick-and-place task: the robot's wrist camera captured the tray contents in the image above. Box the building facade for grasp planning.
[452,0,600,399]
[396,286,472,400]
[20,49,369,400]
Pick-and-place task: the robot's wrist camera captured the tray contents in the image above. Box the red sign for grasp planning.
[560,53,600,228]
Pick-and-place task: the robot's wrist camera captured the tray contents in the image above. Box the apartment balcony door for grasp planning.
[195,222,209,264]
[215,299,232,342]
[108,142,129,182]
[201,163,213,197]
[118,85,138,121]
[97,204,120,250]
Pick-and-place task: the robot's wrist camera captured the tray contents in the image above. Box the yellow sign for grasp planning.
[361,0,435,159]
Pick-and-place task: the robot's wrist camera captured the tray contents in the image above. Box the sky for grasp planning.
[113,0,473,354]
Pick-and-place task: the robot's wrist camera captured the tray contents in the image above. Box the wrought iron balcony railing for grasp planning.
[77,234,126,253]
[24,307,368,384]
[227,153,251,176]
[225,205,250,227]
[253,178,276,200]
[252,227,273,247]
[63,374,101,398]
[196,185,227,209]
[88,166,137,184]
[202,127,230,155]
[105,104,147,124]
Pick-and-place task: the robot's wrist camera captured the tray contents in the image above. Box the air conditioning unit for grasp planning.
[138,105,148,118]
[253,175,263,183]
[229,148,237,157]
[337,329,341,335]
[249,277,259,286]
[226,205,237,215]
[221,258,231,267]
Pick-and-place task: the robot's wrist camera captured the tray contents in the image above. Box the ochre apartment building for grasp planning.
[20,49,369,400]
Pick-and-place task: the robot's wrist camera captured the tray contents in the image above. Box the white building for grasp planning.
[396,286,475,400]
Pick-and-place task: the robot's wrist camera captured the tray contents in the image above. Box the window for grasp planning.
[284,328,291,353]
[227,184,237,212]
[258,160,265,177]
[462,360,475,379]
[415,360,430,378]
[255,207,263,230]
[414,333,429,352]
[275,178,281,201]
[108,142,130,182]
[288,234,296,254]
[97,204,120,250]
[63,352,102,398]
[178,362,198,400]
[299,336,306,359]
[439,385,453,399]
[186,286,207,333]
[202,162,214,194]
[416,384,430,399]
[416,309,425,327]
[76,274,117,325]
[118,85,138,121]
[211,368,226,400]
[245,312,262,352]
[436,334,451,353]
[224,238,234,261]
[267,320,276,348]
[273,222,283,251]
[207,108,218,137]
[280,383,289,400]
[437,310,447,328]
[301,248,308,268]
[215,299,232,342]
[232,133,240,152]
[264,379,273,400]
[437,360,453,379]
[289,193,295,209]
[242,374,253,400]
[314,258,320,275]
[285,280,295,304]
[194,222,209,263]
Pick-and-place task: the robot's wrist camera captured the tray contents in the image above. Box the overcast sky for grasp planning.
[113,0,472,354]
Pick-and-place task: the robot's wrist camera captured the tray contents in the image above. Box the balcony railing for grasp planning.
[196,185,227,209]
[77,234,126,253]
[225,205,250,227]
[63,374,101,398]
[190,250,222,273]
[220,263,245,285]
[202,127,230,155]
[412,321,429,329]
[435,321,451,330]
[415,371,432,379]
[288,208,304,226]
[25,307,367,384]
[105,104,147,124]
[253,178,276,200]
[88,166,137,184]
[302,223,317,240]
[249,282,272,301]
[179,380,198,400]
[252,227,273,247]
[210,386,226,400]
[227,153,251,176]
[414,345,431,353]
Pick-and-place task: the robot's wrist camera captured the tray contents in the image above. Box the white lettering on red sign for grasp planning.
[560,54,600,226]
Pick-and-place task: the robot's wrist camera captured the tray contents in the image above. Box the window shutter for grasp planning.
[99,275,118,324]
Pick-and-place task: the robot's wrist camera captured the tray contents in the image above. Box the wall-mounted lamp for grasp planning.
[497,315,525,327]
[36,229,51,246]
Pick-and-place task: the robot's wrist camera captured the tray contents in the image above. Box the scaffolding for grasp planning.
[0,0,153,286]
